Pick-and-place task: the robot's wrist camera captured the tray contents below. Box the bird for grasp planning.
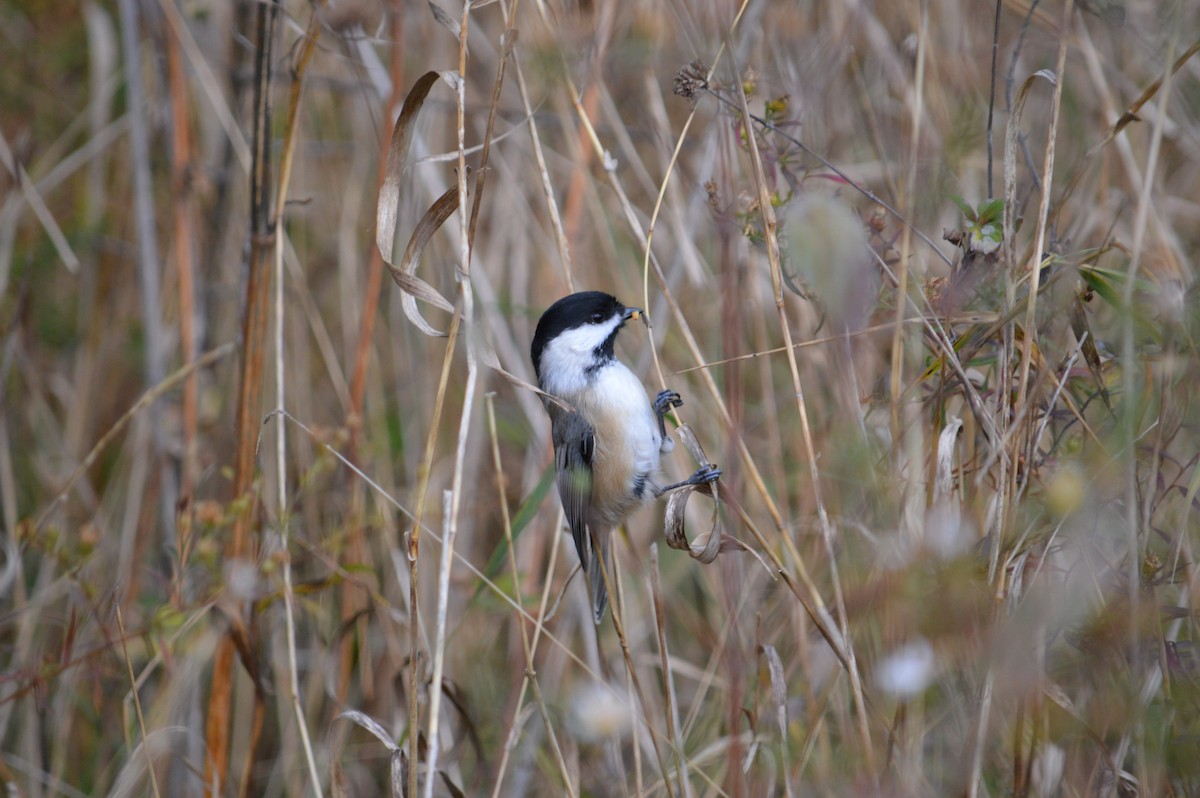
[531,291,721,623]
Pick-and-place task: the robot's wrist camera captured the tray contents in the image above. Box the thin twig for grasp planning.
[36,343,235,530]
[649,545,693,798]
[485,395,576,797]
[986,0,1002,199]
[271,6,325,795]
[115,599,163,798]
[422,7,480,797]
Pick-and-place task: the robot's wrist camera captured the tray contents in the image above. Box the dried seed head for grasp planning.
[673,60,709,102]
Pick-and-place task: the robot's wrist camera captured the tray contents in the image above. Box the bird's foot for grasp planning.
[687,463,722,486]
[653,389,682,437]
[660,464,722,494]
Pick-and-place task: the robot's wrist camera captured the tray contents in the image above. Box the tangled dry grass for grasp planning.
[3,0,1200,796]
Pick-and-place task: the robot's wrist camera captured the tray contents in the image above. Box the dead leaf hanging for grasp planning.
[376,70,462,337]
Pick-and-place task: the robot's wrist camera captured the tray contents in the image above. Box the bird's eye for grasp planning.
[590,311,604,323]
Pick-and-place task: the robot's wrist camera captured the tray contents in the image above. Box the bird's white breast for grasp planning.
[578,362,661,473]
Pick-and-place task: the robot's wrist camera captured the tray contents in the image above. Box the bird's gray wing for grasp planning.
[550,409,595,575]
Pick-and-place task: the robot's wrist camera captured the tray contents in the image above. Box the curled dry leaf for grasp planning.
[336,708,398,751]
[376,70,463,337]
[1003,69,1058,266]
[663,486,721,563]
[663,424,724,563]
[390,185,458,336]
[336,708,412,798]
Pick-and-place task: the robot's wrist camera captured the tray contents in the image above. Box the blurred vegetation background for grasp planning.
[2,0,1200,795]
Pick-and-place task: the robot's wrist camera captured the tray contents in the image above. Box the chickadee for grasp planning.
[531,291,721,623]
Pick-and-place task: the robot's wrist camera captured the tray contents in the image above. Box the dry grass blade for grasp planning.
[114,600,162,798]
[427,1,462,39]
[649,544,692,798]
[375,70,457,262]
[337,708,400,752]
[163,12,199,495]
[376,69,462,336]
[1003,69,1057,272]
[389,185,459,336]
[421,8,479,796]
[759,644,794,798]
[269,6,325,794]
[935,416,963,499]
[0,131,80,276]
[1103,38,1200,145]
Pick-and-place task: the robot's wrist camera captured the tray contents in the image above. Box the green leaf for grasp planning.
[1079,267,1122,308]
[976,198,1005,226]
[469,461,557,606]
[947,193,975,221]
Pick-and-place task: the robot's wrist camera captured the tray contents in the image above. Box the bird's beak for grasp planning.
[623,307,643,324]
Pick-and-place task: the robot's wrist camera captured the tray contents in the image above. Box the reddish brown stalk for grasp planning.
[229,3,276,566]
[339,1,406,709]
[347,3,406,436]
[561,4,613,254]
[164,11,197,498]
[561,88,598,253]
[205,3,278,793]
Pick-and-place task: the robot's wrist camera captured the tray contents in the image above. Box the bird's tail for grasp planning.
[588,532,611,625]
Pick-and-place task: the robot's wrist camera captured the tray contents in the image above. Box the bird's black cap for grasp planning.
[531,291,628,381]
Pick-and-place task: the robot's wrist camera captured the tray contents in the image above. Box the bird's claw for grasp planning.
[688,464,722,486]
[654,389,682,417]
[660,464,723,494]
[654,389,683,438]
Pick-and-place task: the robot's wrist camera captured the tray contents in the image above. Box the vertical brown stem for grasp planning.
[340,0,406,708]
[165,11,198,498]
[347,1,406,432]
[560,4,613,255]
[204,2,277,794]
